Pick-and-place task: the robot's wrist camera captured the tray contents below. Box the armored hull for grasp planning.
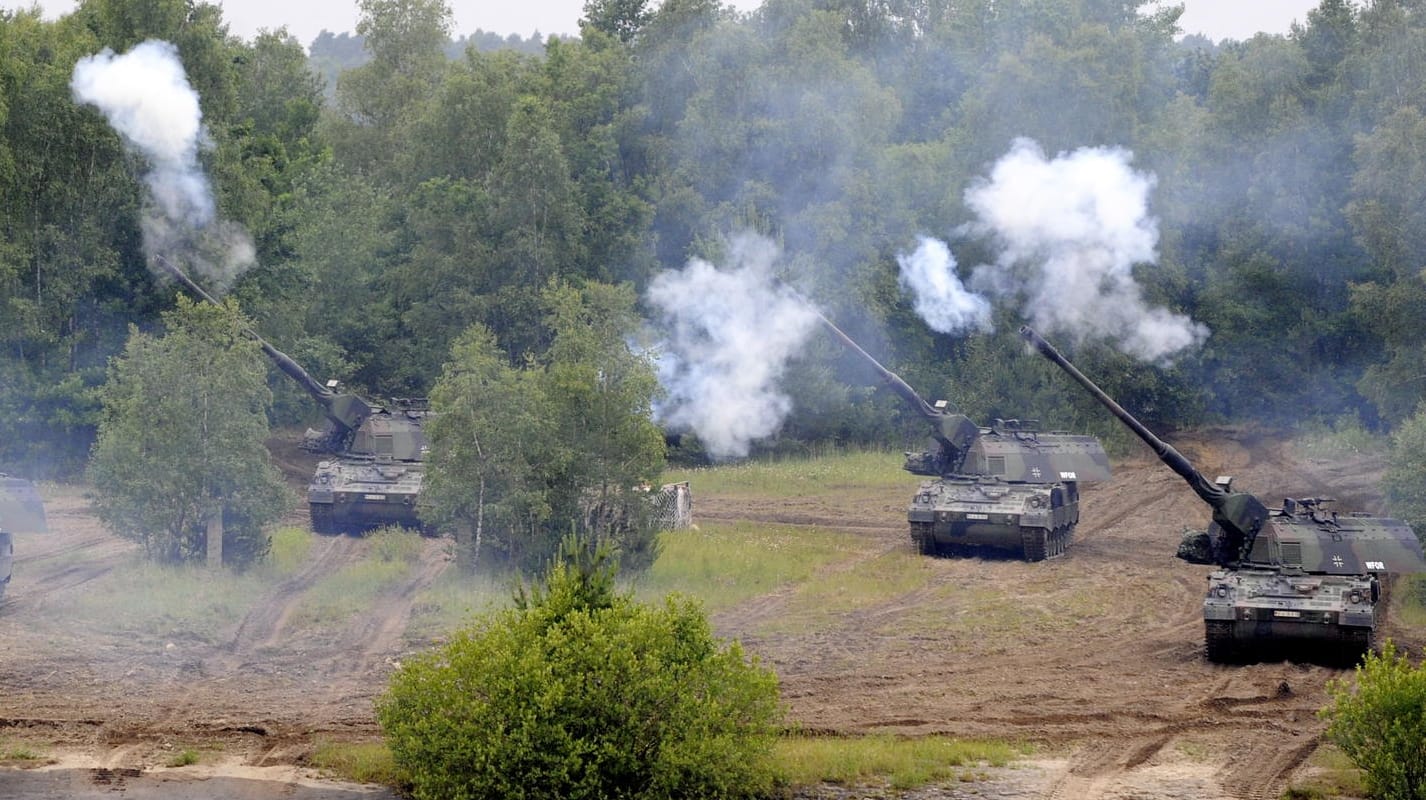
[1202,566,1379,663]
[909,476,1080,559]
[308,458,425,534]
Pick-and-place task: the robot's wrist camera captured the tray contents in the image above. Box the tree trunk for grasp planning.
[206,508,223,568]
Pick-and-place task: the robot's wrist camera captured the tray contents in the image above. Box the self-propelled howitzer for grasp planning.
[816,313,1110,560]
[155,256,429,534]
[1020,325,1426,662]
[0,475,47,602]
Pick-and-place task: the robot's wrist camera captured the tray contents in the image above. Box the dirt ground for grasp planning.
[0,430,1412,799]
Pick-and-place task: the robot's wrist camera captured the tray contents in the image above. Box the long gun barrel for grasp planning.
[154,256,374,443]
[814,310,979,472]
[154,256,336,405]
[1019,326,1268,560]
[814,312,942,422]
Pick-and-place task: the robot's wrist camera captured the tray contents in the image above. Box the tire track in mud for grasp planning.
[225,534,363,656]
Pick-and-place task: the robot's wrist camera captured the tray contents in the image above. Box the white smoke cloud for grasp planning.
[646,234,820,460]
[896,236,992,334]
[71,40,255,291]
[963,138,1208,362]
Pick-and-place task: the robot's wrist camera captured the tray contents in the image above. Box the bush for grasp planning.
[376,543,783,800]
[1385,408,1426,535]
[1320,640,1426,800]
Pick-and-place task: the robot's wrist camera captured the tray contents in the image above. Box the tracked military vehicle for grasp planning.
[0,475,48,601]
[816,313,1110,560]
[156,257,429,535]
[1021,325,1426,663]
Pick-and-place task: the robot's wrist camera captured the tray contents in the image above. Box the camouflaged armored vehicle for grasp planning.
[157,257,429,535]
[817,313,1111,560]
[0,475,48,601]
[1022,325,1426,663]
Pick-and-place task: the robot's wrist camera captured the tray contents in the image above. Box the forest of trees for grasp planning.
[3,0,1426,485]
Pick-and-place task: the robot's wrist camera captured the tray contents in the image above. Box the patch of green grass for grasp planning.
[663,449,918,500]
[636,522,863,612]
[406,567,511,641]
[774,735,1030,790]
[46,557,272,641]
[1280,745,1364,800]
[0,741,43,761]
[310,739,402,785]
[290,529,424,628]
[264,526,313,577]
[166,749,200,767]
[755,547,935,634]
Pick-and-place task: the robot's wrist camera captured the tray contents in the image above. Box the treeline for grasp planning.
[3,0,1426,476]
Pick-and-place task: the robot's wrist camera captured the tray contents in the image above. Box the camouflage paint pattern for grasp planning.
[157,256,431,535]
[815,314,1111,560]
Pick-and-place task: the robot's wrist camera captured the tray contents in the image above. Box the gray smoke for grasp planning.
[964,138,1208,362]
[71,40,255,291]
[646,234,819,460]
[896,236,993,335]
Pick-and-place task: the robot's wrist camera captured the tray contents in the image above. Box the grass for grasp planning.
[0,741,43,761]
[663,449,919,499]
[774,734,1031,790]
[1390,573,1426,627]
[46,556,275,642]
[752,546,935,634]
[289,527,426,629]
[310,739,403,785]
[307,734,1027,792]
[265,526,313,577]
[636,522,864,612]
[406,567,511,641]
[166,748,200,767]
[1280,744,1365,800]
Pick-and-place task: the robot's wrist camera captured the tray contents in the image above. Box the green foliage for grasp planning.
[425,281,666,574]
[88,298,291,566]
[376,542,783,800]
[310,739,402,785]
[1321,640,1426,800]
[1385,407,1426,534]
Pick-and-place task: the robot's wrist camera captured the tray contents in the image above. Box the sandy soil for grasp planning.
[0,430,1409,798]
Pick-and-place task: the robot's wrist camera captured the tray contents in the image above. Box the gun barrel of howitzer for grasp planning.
[814,312,941,422]
[153,255,335,406]
[1018,325,1225,508]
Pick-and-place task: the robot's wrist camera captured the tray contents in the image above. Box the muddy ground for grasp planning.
[0,430,1412,798]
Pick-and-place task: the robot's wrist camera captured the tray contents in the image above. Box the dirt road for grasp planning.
[0,431,1408,798]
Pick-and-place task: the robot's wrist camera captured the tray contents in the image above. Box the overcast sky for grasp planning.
[2,0,1325,46]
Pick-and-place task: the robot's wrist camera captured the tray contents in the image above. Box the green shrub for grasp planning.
[376,542,783,800]
[1385,409,1426,535]
[1320,640,1426,800]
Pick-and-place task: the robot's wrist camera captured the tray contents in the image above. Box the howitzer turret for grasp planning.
[814,311,1109,560]
[1020,325,1426,663]
[155,256,429,535]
